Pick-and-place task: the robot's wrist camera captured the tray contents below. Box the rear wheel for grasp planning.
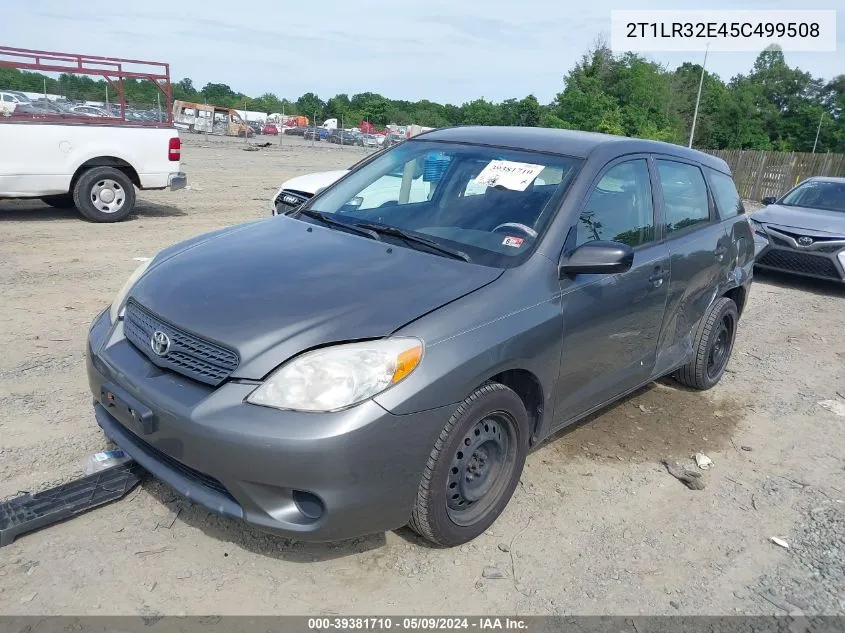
[675,297,738,390]
[41,194,75,209]
[409,382,529,547]
[72,166,136,223]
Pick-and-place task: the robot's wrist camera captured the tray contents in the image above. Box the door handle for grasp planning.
[648,267,666,288]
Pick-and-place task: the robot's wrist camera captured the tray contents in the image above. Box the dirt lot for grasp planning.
[1,136,844,616]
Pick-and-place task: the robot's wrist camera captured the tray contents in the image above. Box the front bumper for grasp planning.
[86,309,452,541]
[168,172,187,192]
[754,226,845,283]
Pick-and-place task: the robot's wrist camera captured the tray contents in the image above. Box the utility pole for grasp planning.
[688,42,709,149]
[812,110,824,154]
[280,103,284,148]
[312,111,316,148]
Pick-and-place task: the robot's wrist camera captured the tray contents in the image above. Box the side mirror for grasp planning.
[558,241,635,277]
[761,196,776,205]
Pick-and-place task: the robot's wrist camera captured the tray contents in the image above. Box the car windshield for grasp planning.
[305,140,581,266]
[780,180,845,213]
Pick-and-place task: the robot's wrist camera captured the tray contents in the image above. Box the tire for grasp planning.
[72,166,136,223]
[674,297,738,390]
[40,194,75,209]
[409,382,529,547]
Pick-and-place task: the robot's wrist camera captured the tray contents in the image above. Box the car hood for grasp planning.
[279,169,349,196]
[754,204,845,236]
[130,216,503,380]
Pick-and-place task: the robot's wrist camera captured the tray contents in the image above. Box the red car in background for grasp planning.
[262,123,279,135]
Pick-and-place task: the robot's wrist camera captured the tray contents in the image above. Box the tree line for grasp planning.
[1,44,842,153]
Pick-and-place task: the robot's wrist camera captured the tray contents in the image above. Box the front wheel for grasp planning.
[409,382,529,547]
[674,297,738,390]
[72,166,136,223]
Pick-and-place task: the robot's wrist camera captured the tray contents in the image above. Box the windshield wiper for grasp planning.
[294,208,381,240]
[354,222,471,262]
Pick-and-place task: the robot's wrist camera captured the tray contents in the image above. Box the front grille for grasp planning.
[771,227,841,242]
[124,300,239,386]
[767,226,845,249]
[274,189,311,214]
[141,438,237,503]
[757,250,842,280]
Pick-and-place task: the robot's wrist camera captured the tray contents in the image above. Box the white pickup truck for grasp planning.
[0,121,186,222]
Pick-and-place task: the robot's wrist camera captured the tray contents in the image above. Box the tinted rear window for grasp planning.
[707,168,744,218]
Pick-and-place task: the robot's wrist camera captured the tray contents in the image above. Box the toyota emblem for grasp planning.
[150,330,171,356]
[797,236,814,247]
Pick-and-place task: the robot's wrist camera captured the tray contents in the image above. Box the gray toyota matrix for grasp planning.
[87,127,753,546]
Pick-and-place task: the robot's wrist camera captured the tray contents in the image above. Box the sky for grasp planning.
[1,0,842,105]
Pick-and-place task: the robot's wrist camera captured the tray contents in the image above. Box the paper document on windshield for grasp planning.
[474,160,545,191]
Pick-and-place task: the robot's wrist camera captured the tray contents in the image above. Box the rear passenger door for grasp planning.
[555,157,671,423]
[651,157,733,376]
[706,167,755,271]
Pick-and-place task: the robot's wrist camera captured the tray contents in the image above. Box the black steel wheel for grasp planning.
[706,312,734,381]
[446,413,517,526]
[675,297,739,390]
[409,382,529,547]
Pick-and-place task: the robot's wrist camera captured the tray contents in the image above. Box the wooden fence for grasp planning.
[706,149,845,202]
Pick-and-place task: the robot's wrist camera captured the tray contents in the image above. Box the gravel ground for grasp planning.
[751,488,845,615]
[0,135,844,616]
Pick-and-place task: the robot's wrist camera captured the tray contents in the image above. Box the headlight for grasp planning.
[109,259,152,323]
[247,338,423,412]
[748,217,767,237]
[271,187,284,214]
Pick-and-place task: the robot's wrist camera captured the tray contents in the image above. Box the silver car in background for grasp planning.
[750,177,845,283]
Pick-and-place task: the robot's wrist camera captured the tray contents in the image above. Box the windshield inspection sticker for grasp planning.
[474,160,545,191]
[502,236,525,248]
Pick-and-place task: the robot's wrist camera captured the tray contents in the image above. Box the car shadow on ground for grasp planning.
[753,268,845,298]
[0,356,751,558]
[537,379,745,464]
[140,376,747,559]
[391,379,746,548]
[0,199,186,221]
[131,201,187,218]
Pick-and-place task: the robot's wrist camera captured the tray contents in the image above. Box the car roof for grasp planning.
[414,126,729,172]
[805,176,845,184]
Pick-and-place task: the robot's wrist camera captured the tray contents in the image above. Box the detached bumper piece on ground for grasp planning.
[0,462,144,547]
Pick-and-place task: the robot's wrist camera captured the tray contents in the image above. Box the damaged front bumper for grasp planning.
[85,309,451,541]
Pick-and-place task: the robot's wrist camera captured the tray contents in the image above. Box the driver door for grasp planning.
[553,156,671,426]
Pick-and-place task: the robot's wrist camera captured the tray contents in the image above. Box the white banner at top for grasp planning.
[610,10,837,52]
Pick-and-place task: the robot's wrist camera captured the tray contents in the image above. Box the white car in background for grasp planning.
[70,105,115,117]
[270,169,349,214]
[270,138,456,216]
[1,91,29,104]
[271,166,431,216]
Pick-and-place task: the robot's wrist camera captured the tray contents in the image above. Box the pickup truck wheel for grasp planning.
[409,382,529,547]
[73,167,136,223]
[40,194,75,209]
[675,297,738,390]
